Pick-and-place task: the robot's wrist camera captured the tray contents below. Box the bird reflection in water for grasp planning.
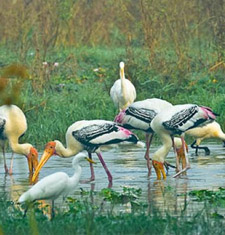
[147,179,188,215]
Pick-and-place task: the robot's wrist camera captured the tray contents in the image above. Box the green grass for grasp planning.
[1,45,225,147]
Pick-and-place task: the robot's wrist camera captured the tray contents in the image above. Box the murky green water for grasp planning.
[0,141,225,214]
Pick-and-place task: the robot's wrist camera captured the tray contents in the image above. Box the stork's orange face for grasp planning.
[27,147,39,174]
[152,160,166,180]
[31,141,56,183]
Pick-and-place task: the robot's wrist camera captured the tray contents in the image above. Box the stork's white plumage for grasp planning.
[114,98,173,175]
[0,105,38,174]
[150,104,217,180]
[110,61,136,111]
[19,152,94,218]
[185,121,225,155]
[32,120,138,185]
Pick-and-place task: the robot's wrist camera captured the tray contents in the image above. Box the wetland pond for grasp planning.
[0,141,225,215]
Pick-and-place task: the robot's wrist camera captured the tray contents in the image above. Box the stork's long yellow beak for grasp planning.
[153,160,166,180]
[27,147,39,174]
[120,67,124,78]
[31,148,54,183]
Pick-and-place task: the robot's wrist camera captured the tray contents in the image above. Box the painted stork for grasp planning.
[32,120,138,185]
[0,105,38,174]
[114,98,173,175]
[150,104,217,180]
[185,121,225,155]
[110,61,136,111]
[19,152,95,218]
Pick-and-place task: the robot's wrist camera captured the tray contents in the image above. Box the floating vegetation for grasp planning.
[1,187,225,234]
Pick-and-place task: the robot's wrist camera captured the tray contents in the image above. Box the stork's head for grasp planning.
[31,141,56,182]
[152,160,166,180]
[27,146,39,174]
[119,61,125,78]
[119,61,125,68]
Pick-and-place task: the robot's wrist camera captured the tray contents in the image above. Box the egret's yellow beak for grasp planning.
[85,157,96,164]
[153,160,166,180]
[31,141,56,183]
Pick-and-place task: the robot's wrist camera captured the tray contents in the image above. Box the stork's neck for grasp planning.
[120,69,127,100]
[55,140,81,158]
[152,134,172,163]
[9,138,31,156]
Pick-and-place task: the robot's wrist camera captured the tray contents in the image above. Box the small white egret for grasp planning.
[18,152,95,218]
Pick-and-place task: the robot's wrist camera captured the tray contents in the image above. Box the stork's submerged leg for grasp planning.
[8,152,14,175]
[173,137,190,178]
[191,140,199,156]
[145,133,154,177]
[191,140,210,156]
[172,137,180,173]
[2,144,8,173]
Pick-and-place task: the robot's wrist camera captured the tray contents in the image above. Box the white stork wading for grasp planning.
[150,104,217,180]
[32,120,139,186]
[19,152,95,218]
[114,98,173,175]
[0,105,38,174]
[110,61,136,111]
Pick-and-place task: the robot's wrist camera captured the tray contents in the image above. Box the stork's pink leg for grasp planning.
[181,136,190,168]
[172,137,180,173]
[8,152,14,175]
[2,145,8,173]
[173,137,191,178]
[145,133,154,177]
[96,152,112,183]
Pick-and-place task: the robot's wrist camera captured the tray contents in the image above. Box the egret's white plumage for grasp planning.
[0,105,38,174]
[32,120,138,185]
[185,121,225,155]
[150,104,217,179]
[110,62,136,111]
[19,152,93,218]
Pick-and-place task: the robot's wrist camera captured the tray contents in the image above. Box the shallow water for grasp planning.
[0,141,225,214]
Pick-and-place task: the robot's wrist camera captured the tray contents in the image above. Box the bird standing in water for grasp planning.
[19,152,95,218]
[185,121,225,155]
[0,104,38,174]
[150,104,217,180]
[114,98,173,175]
[32,120,139,186]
